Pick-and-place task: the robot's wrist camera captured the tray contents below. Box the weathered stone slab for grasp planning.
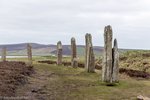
[27,44,32,65]
[1,47,6,62]
[102,25,113,82]
[57,41,62,65]
[85,33,95,72]
[112,39,119,82]
[71,37,78,68]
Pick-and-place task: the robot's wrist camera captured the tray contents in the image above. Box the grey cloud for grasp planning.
[0,0,150,49]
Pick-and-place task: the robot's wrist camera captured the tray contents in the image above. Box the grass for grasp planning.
[4,55,150,99]
[32,61,150,99]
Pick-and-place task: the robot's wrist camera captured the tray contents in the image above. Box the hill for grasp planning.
[0,43,130,56]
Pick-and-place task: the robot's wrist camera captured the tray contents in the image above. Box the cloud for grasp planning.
[0,0,150,49]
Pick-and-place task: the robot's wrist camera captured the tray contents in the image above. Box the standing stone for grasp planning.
[1,47,6,62]
[27,44,32,65]
[102,25,119,83]
[85,34,95,72]
[57,41,62,65]
[85,33,89,69]
[112,39,119,82]
[102,25,113,83]
[71,37,78,68]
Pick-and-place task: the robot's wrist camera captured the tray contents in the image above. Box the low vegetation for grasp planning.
[19,62,150,99]
[1,50,150,99]
[120,50,150,73]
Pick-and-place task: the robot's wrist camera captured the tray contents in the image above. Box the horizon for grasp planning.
[0,42,149,50]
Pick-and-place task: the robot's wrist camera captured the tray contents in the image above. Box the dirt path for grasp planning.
[16,69,55,100]
[16,66,82,100]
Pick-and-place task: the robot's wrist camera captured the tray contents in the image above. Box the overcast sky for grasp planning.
[0,0,150,49]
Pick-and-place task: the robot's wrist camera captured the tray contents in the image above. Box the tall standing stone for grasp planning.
[1,47,6,62]
[112,39,119,82]
[102,25,113,82]
[85,34,95,72]
[27,44,32,65]
[71,37,78,68]
[102,25,119,84]
[85,33,89,69]
[57,41,62,65]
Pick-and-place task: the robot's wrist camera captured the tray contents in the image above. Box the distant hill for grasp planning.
[0,43,129,56]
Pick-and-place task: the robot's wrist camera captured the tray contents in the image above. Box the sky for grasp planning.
[0,0,150,49]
